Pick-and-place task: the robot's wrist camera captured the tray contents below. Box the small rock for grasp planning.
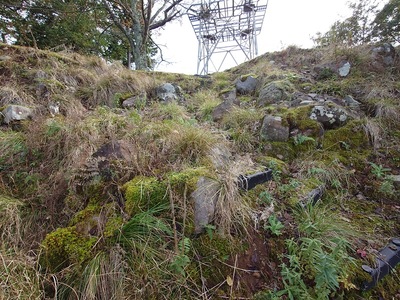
[252,271,261,279]
[0,55,12,61]
[344,95,361,108]
[339,61,351,77]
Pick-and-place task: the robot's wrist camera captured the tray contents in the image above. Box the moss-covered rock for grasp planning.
[41,226,98,272]
[123,176,168,216]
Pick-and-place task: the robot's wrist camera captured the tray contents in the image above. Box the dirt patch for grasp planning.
[227,228,283,297]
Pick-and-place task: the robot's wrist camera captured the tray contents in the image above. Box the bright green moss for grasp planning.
[263,141,296,161]
[323,120,369,151]
[70,204,101,226]
[104,216,124,238]
[166,167,209,193]
[41,226,98,272]
[123,176,168,216]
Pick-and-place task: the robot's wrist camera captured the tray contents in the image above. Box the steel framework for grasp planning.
[188,0,268,75]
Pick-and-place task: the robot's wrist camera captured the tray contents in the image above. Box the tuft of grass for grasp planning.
[221,107,263,152]
[168,123,218,165]
[0,249,44,300]
[188,90,221,120]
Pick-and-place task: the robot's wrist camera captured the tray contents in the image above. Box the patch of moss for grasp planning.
[41,226,98,272]
[284,105,321,133]
[70,203,101,226]
[104,215,124,238]
[323,120,368,151]
[262,141,296,162]
[191,233,241,287]
[122,176,168,216]
[166,167,209,194]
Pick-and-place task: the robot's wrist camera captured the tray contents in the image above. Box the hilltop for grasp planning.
[0,42,399,299]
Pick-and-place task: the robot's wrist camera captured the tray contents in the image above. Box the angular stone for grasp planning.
[339,62,351,77]
[257,80,293,106]
[192,177,220,234]
[260,115,289,142]
[155,83,183,102]
[236,75,258,95]
[122,93,146,109]
[1,105,33,124]
[309,105,348,129]
[212,90,240,122]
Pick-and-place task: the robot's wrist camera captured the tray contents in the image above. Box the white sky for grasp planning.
[154,0,353,74]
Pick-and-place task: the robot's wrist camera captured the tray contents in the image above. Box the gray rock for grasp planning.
[1,105,33,124]
[309,105,348,129]
[208,144,231,170]
[260,115,289,142]
[257,80,293,106]
[212,90,240,122]
[236,75,258,95]
[338,62,351,77]
[122,93,147,109]
[372,43,397,67]
[155,83,183,102]
[192,177,220,234]
[290,92,315,107]
[344,95,361,108]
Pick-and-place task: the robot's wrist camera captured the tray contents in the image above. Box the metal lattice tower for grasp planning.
[188,0,268,75]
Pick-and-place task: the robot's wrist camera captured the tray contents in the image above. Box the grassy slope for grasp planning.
[0,43,399,299]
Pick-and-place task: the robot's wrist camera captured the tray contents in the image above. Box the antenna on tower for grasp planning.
[188,0,268,75]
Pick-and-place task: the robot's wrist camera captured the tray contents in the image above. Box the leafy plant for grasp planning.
[276,205,357,299]
[170,253,191,277]
[264,214,284,236]
[204,224,216,240]
[293,134,316,146]
[258,191,274,205]
[369,162,391,179]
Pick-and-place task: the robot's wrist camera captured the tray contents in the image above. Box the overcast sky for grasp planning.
[153,0,353,74]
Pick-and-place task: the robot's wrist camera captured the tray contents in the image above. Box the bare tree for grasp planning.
[102,0,184,70]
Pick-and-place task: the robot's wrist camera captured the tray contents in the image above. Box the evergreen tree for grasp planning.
[371,0,400,43]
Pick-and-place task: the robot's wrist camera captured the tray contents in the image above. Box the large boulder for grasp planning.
[309,105,348,129]
[257,80,293,106]
[155,83,183,102]
[260,115,290,142]
[1,105,33,124]
[236,75,258,95]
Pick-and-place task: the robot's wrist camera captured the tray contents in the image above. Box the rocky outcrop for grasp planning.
[371,43,398,69]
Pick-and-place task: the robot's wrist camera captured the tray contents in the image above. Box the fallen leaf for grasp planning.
[226,275,233,286]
